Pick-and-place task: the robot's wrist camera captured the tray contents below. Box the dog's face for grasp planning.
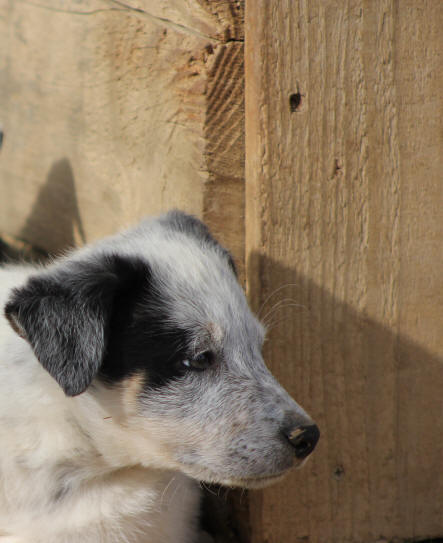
[5,211,319,487]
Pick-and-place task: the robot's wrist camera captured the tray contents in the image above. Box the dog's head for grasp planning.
[4,211,319,487]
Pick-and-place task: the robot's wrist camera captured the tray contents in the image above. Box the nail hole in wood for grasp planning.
[333,465,345,480]
[289,92,302,112]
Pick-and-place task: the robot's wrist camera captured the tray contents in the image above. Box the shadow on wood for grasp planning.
[247,252,443,543]
[19,158,85,254]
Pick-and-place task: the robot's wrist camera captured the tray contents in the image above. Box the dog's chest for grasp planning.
[0,455,199,542]
[0,345,199,543]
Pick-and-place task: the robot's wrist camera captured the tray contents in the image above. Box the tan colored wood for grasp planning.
[0,0,244,267]
[245,1,443,542]
[203,38,245,280]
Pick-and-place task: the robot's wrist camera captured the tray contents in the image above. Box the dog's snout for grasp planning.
[283,424,320,459]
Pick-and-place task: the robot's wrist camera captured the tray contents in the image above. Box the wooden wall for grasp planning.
[1,1,442,542]
[246,1,443,543]
[0,0,245,270]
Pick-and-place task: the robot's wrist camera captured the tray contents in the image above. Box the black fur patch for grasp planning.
[4,255,154,396]
[99,267,191,389]
[5,251,194,395]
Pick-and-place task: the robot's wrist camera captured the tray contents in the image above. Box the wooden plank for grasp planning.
[0,0,244,269]
[245,1,443,542]
[203,36,245,279]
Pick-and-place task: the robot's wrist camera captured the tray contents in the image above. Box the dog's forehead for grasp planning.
[148,237,263,343]
[91,214,265,348]
[140,236,263,348]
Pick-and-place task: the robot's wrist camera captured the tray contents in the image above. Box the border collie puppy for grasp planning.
[0,211,319,543]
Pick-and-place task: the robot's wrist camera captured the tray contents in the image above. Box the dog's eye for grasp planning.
[182,351,215,371]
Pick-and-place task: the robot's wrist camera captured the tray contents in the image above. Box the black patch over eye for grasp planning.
[182,351,215,372]
[99,264,192,390]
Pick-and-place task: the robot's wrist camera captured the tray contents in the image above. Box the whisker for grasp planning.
[261,298,306,326]
[264,310,308,332]
[263,304,308,330]
[160,476,175,506]
[261,298,297,323]
[257,283,300,317]
[201,481,218,497]
[240,487,247,503]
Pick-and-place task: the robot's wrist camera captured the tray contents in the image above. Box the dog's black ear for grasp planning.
[4,255,148,396]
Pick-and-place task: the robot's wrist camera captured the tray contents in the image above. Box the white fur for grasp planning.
[0,266,199,542]
[0,213,318,542]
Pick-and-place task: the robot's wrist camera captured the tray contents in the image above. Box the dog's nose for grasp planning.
[283,424,320,459]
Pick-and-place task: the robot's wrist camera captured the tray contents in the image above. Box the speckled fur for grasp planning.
[0,211,316,542]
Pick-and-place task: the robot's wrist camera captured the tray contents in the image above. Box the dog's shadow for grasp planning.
[1,158,83,262]
[19,158,85,254]
[203,253,443,542]
[222,253,443,543]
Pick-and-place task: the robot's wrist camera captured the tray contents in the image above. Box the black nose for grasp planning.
[284,424,320,459]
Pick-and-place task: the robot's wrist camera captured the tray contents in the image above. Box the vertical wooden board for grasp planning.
[245,1,442,543]
[203,37,246,279]
[388,2,443,536]
[0,0,244,262]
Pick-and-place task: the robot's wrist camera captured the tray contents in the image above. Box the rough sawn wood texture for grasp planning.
[245,1,442,543]
[0,0,245,274]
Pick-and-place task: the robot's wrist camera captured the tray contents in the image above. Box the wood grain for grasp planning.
[245,1,443,542]
[203,38,245,279]
[0,0,244,261]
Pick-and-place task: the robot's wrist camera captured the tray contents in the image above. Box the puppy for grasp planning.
[0,211,319,543]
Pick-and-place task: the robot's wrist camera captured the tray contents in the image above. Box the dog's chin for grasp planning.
[190,453,316,488]
[219,472,288,489]
[180,463,293,489]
